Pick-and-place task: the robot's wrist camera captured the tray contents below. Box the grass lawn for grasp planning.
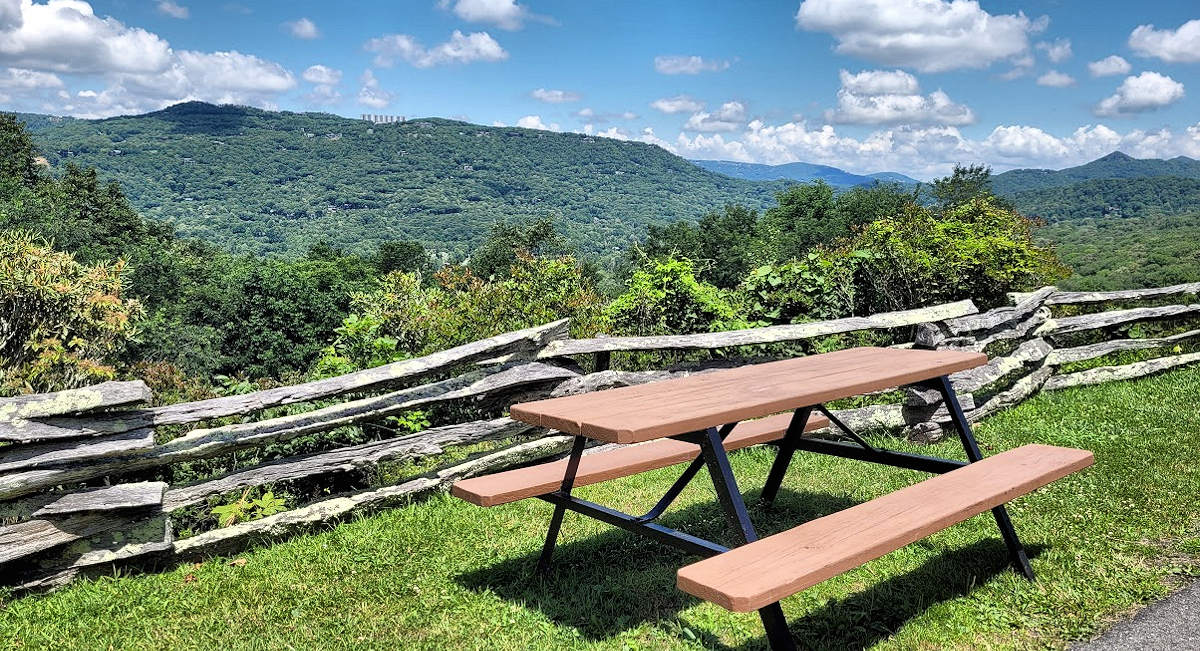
[3,367,1200,650]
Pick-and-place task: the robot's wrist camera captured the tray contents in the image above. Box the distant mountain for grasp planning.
[1012,176,1200,223]
[993,151,1200,196]
[21,102,786,257]
[690,159,918,188]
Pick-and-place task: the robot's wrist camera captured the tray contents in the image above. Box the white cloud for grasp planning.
[439,0,541,31]
[157,1,188,19]
[516,114,560,131]
[0,0,21,30]
[650,94,704,114]
[640,117,1200,179]
[365,30,508,68]
[285,17,319,39]
[357,69,391,109]
[302,65,342,106]
[0,1,301,117]
[827,69,974,125]
[653,55,731,75]
[302,64,341,85]
[1036,70,1075,88]
[684,101,746,132]
[796,0,1044,73]
[1088,55,1131,77]
[530,87,579,103]
[1129,19,1200,63]
[1095,71,1185,117]
[999,53,1035,80]
[0,66,63,89]
[837,69,919,95]
[0,0,173,74]
[574,107,637,123]
[304,83,340,106]
[1036,38,1071,63]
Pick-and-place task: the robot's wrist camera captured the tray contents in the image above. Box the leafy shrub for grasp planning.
[849,197,1068,312]
[0,230,144,394]
[739,250,859,324]
[607,258,745,336]
[317,253,606,367]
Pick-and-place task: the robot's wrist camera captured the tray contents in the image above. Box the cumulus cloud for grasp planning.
[650,94,704,114]
[157,1,188,19]
[0,0,173,74]
[516,114,560,131]
[438,0,545,31]
[653,55,731,74]
[635,117,1200,179]
[1129,19,1200,63]
[1088,55,1131,77]
[1036,38,1071,63]
[1095,71,1185,117]
[827,69,974,125]
[574,107,636,123]
[795,0,1045,73]
[357,69,391,109]
[0,66,63,89]
[683,101,746,132]
[0,0,302,117]
[285,17,319,39]
[1036,70,1075,88]
[302,65,342,106]
[302,64,341,85]
[530,88,579,103]
[365,30,508,68]
[999,53,1035,80]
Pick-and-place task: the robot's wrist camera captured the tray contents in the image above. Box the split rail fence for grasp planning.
[2,281,1198,591]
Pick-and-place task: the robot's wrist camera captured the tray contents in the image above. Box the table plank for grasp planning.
[510,347,985,443]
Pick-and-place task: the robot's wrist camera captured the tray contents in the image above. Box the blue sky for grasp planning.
[1,0,1199,177]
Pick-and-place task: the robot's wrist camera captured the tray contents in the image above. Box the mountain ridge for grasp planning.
[21,102,786,257]
[993,151,1200,195]
[690,159,919,187]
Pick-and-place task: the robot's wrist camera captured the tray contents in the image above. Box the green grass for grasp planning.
[5,367,1200,650]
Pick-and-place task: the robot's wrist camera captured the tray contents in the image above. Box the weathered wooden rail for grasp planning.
[2,282,1198,591]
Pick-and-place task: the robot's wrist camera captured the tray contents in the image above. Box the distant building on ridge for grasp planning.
[362,114,405,124]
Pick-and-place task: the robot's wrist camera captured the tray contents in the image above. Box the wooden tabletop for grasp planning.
[510,347,986,443]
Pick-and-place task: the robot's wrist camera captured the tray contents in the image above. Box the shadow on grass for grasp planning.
[456,487,1044,649]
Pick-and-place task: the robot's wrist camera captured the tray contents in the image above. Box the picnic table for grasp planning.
[453,347,1093,649]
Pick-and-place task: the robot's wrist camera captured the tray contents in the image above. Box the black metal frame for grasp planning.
[531,374,1034,650]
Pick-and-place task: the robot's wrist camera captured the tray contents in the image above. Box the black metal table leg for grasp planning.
[536,435,588,574]
[696,425,797,651]
[762,407,814,507]
[934,376,1036,580]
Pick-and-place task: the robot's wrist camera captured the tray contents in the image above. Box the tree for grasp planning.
[639,204,761,289]
[374,240,433,276]
[0,113,40,189]
[0,230,144,394]
[930,164,1011,212]
[468,215,573,280]
[759,181,838,261]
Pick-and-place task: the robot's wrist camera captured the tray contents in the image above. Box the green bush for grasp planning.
[0,230,144,394]
[606,258,745,336]
[739,251,859,324]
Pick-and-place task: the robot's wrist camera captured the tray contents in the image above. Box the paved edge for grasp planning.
[1073,580,1200,650]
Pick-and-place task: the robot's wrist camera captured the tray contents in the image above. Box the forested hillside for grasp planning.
[27,102,783,258]
[1011,176,1200,223]
[691,159,918,187]
[993,151,1200,195]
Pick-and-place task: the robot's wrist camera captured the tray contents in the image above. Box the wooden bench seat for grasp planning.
[452,411,830,507]
[676,443,1094,612]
